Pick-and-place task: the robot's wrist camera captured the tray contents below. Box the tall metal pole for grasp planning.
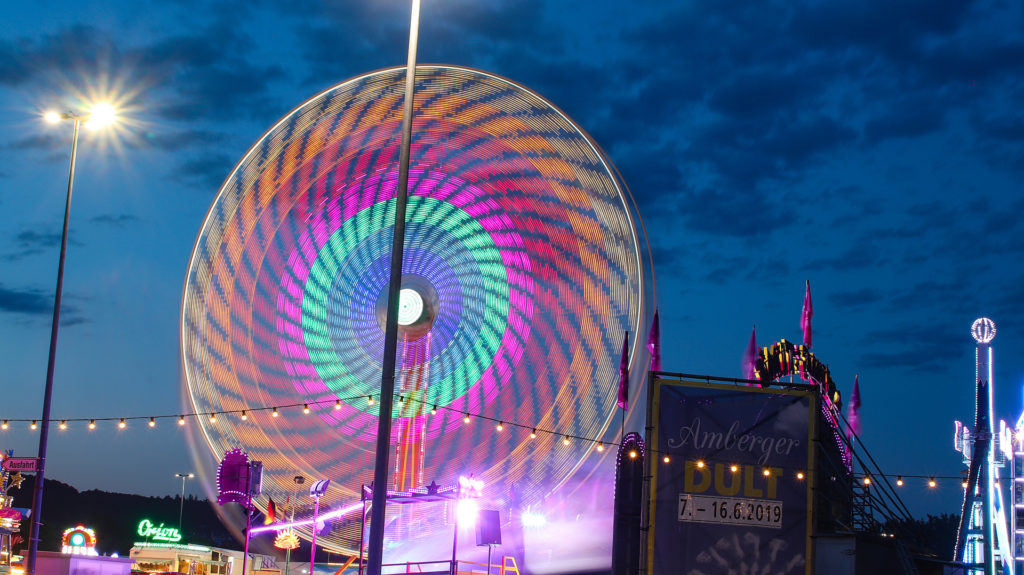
[27,115,81,575]
[242,464,253,575]
[179,476,187,530]
[367,2,420,575]
[309,495,323,575]
[176,473,194,531]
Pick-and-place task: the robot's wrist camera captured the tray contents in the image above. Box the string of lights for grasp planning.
[0,394,965,488]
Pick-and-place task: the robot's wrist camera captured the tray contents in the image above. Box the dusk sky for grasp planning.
[1,0,1023,526]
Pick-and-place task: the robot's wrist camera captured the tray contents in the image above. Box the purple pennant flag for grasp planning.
[617,332,630,410]
[847,375,862,440]
[647,310,661,372]
[742,325,758,381]
[801,280,813,349]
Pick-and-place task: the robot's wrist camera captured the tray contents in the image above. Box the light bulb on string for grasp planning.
[796,471,805,480]
[272,407,279,418]
[562,436,570,446]
[118,419,126,429]
[241,411,248,421]
[430,405,437,415]
[1,420,8,430]
[696,460,705,469]
[30,421,37,430]
[730,464,738,473]
[463,413,471,424]
[896,476,904,486]
[496,422,504,432]
[59,420,67,430]
[148,417,156,428]
[530,429,537,439]
[928,477,937,488]
[209,413,217,423]
[662,455,670,463]
[367,396,375,406]
[596,442,604,452]
[89,420,96,430]
[303,404,310,414]
[334,400,341,411]
[178,415,185,426]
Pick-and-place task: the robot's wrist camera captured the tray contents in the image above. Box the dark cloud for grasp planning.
[808,243,884,271]
[972,113,1024,142]
[790,0,974,57]
[864,98,947,144]
[0,284,52,315]
[90,213,139,227]
[829,288,885,308]
[0,283,85,326]
[3,229,82,261]
[0,19,286,126]
[134,129,230,152]
[708,70,818,121]
[860,320,964,372]
[170,153,235,191]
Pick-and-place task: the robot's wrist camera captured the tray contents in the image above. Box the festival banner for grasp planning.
[647,378,813,575]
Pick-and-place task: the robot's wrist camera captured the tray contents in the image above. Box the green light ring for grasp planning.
[301,196,510,408]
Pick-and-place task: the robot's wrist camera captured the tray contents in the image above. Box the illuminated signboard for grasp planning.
[61,525,98,556]
[646,377,814,575]
[137,519,182,543]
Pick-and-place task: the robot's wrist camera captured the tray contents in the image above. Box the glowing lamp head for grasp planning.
[456,498,478,525]
[521,512,546,527]
[86,102,117,129]
[44,110,62,123]
[971,317,996,344]
[397,288,424,326]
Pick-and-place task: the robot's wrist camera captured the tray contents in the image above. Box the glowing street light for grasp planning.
[367,1,421,574]
[27,102,119,575]
[175,473,195,531]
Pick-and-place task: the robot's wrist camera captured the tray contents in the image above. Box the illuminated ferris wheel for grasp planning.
[180,65,653,553]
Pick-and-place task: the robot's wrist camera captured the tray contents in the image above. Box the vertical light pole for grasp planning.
[285,475,304,575]
[175,472,195,531]
[28,105,116,575]
[367,3,420,575]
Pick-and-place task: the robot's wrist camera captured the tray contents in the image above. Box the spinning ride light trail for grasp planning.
[180,65,652,555]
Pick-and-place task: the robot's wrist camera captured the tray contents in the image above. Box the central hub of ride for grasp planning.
[397,288,424,326]
[376,274,439,341]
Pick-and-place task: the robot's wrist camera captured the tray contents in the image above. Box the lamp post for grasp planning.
[27,104,116,575]
[367,2,421,575]
[176,473,195,531]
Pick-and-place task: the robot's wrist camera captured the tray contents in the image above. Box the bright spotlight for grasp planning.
[44,111,62,124]
[456,498,478,526]
[521,511,546,528]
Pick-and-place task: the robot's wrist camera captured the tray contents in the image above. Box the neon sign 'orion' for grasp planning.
[137,519,182,543]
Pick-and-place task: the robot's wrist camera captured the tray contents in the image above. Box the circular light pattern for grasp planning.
[397,289,424,326]
[181,66,650,553]
[971,317,996,344]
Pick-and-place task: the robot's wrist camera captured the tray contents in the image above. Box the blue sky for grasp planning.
[1,0,1023,525]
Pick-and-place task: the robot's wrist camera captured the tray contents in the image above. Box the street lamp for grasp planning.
[367,2,421,575]
[27,103,118,575]
[176,473,196,531]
